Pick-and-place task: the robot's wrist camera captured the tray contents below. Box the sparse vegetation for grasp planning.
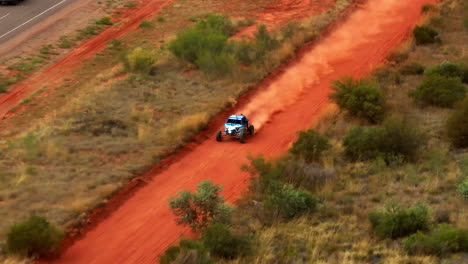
[446,98,468,148]
[409,72,466,107]
[201,223,252,259]
[404,224,468,256]
[96,16,113,26]
[413,25,440,45]
[138,21,153,28]
[399,62,425,75]
[369,202,430,239]
[343,118,426,163]
[458,178,468,199]
[5,215,64,257]
[125,47,158,73]
[329,77,385,123]
[289,129,331,162]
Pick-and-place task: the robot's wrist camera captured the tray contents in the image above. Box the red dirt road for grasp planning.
[39,0,434,263]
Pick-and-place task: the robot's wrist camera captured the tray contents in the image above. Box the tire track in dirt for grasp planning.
[37,0,435,263]
[0,0,176,120]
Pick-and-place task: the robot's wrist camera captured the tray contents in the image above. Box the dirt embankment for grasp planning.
[36,0,435,263]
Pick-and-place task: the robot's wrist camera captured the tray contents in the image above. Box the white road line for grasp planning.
[0,0,67,40]
[0,13,10,20]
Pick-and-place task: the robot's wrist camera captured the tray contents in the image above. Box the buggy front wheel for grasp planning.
[216,131,222,142]
[248,125,255,135]
[239,132,246,144]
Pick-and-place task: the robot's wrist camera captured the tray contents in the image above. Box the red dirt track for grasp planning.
[38,0,434,263]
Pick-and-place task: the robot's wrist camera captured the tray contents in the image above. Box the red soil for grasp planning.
[37,0,435,263]
[231,0,336,38]
[0,0,175,120]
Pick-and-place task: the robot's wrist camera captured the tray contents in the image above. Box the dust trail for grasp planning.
[241,0,416,130]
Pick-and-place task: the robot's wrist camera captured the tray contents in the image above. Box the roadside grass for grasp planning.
[0,0,356,257]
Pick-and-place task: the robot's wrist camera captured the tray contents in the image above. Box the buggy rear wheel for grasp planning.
[216,131,222,142]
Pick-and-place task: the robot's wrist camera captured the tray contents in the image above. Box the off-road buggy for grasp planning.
[216,114,254,143]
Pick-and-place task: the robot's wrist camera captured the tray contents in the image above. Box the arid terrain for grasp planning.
[0,0,466,263]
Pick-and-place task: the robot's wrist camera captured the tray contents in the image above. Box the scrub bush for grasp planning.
[413,25,440,45]
[126,47,157,73]
[424,61,468,83]
[201,223,252,259]
[446,98,468,148]
[330,77,385,123]
[368,202,430,239]
[290,129,331,162]
[6,215,64,257]
[343,118,425,163]
[404,224,468,256]
[409,73,466,107]
[265,184,318,220]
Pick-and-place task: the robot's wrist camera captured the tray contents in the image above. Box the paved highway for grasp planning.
[0,0,80,45]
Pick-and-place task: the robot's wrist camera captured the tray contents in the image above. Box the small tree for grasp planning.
[290,129,331,162]
[169,180,232,232]
[329,77,385,123]
[6,215,64,257]
[409,73,466,107]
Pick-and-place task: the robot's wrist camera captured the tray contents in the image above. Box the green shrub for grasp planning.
[458,178,468,200]
[57,37,73,49]
[159,246,180,264]
[425,61,468,83]
[253,24,279,59]
[201,223,252,259]
[159,239,212,264]
[195,14,234,36]
[329,77,385,123]
[138,21,153,28]
[234,40,257,66]
[6,215,64,257]
[126,47,157,73]
[196,51,236,77]
[369,202,430,239]
[290,129,331,162]
[404,224,468,256]
[169,28,228,64]
[343,118,425,163]
[399,62,425,75]
[266,184,317,220]
[446,98,468,148]
[409,73,466,107]
[96,16,113,25]
[169,180,232,231]
[413,25,440,45]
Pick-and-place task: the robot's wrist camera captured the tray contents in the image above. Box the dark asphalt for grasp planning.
[0,0,80,45]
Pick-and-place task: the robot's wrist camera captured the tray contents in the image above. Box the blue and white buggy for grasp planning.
[216,114,254,143]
